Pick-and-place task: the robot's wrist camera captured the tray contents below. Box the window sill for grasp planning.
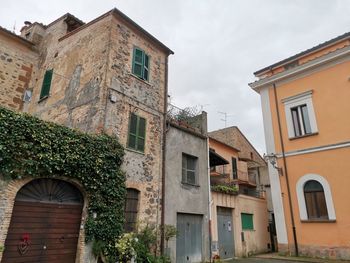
[126,147,145,155]
[129,73,151,86]
[38,95,49,103]
[289,132,318,140]
[301,219,336,223]
[181,182,200,188]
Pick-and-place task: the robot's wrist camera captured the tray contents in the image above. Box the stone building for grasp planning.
[165,104,210,263]
[0,8,173,262]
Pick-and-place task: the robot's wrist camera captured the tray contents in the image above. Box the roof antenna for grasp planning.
[12,20,16,33]
[198,104,210,111]
[218,111,234,128]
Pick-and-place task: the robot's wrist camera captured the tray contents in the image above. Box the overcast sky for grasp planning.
[1,0,349,153]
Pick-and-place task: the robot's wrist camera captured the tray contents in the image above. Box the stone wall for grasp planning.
[0,30,38,111]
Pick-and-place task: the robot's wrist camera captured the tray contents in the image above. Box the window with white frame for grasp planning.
[282,90,318,138]
[296,174,336,221]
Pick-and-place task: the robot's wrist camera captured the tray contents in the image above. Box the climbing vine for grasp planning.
[0,106,126,262]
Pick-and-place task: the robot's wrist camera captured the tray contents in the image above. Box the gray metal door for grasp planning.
[217,207,234,259]
[176,213,203,263]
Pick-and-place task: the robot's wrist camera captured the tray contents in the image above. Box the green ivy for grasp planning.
[0,106,126,262]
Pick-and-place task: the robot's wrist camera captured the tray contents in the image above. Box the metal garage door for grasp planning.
[2,179,83,263]
[217,207,234,259]
[176,213,203,263]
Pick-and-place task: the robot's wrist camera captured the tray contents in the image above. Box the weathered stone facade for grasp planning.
[0,9,172,262]
[0,28,38,111]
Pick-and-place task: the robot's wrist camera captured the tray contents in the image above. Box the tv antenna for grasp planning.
[13,21,16,33]
[198,104,210,111]
[218,111,234,127]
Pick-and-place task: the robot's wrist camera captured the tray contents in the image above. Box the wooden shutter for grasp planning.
[232,158,237,179]
[124,188,139,232]
[143,54,149,81]
[127,113,146,152]
[128,113,138,149]
[304,180,328,219]
[132,48,144,78]
[137,117,146,152]
[40,69,53,99]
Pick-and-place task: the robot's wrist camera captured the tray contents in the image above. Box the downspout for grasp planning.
[272,83,299,256]
[207,138,212,262]
[160,55,169,255]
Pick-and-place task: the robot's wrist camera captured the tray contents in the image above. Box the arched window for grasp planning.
[124,188,140,232]
[304,180,328,219]
[296,174,336,221]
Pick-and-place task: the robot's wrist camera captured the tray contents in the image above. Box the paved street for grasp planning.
[226,259,304,263]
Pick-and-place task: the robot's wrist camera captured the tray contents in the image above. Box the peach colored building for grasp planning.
[208,132,271,259]
[250,32,350,259]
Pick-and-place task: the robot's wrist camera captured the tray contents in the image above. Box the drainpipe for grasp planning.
[160,56,169,255]
[207,137,212,262]
[272,83,299,256]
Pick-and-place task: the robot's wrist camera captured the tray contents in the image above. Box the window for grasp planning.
[241,213,254,230]
[232,157,237,179]
[291,105,312,137]
[132,47,149,81]
[40,69,53,99]
[124,188,139,232]
[296,174,336,221]
[182,153,198,185]
[304,180,328,220]
[282,90,318,138]
[127,113,146,152]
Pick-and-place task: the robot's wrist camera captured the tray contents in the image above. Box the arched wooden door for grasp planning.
[2,179,83,263]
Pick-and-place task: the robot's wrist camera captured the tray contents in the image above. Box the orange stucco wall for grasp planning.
[280,147,350,248]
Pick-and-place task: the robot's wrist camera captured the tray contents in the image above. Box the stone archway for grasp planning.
[2,178,84,263]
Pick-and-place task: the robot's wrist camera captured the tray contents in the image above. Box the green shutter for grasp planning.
[127,114,138,149]
[127,113,146,152]
[132,47,150,81]
[132,48,144,78]
[232,157,237,179]
[241,213,254,230]
[40,69,53,99]
[143,54,149,81]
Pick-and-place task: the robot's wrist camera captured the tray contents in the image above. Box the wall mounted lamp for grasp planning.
[263,153,283,175]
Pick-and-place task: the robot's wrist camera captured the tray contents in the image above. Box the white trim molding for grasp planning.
[296,174,336,221]
[260,87,289,244]
[282,90,318,138]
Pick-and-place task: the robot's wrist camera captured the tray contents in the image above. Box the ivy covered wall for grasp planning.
[0,106,126,261]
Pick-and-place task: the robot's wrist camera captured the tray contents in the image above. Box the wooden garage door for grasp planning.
[2,179,83,263]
